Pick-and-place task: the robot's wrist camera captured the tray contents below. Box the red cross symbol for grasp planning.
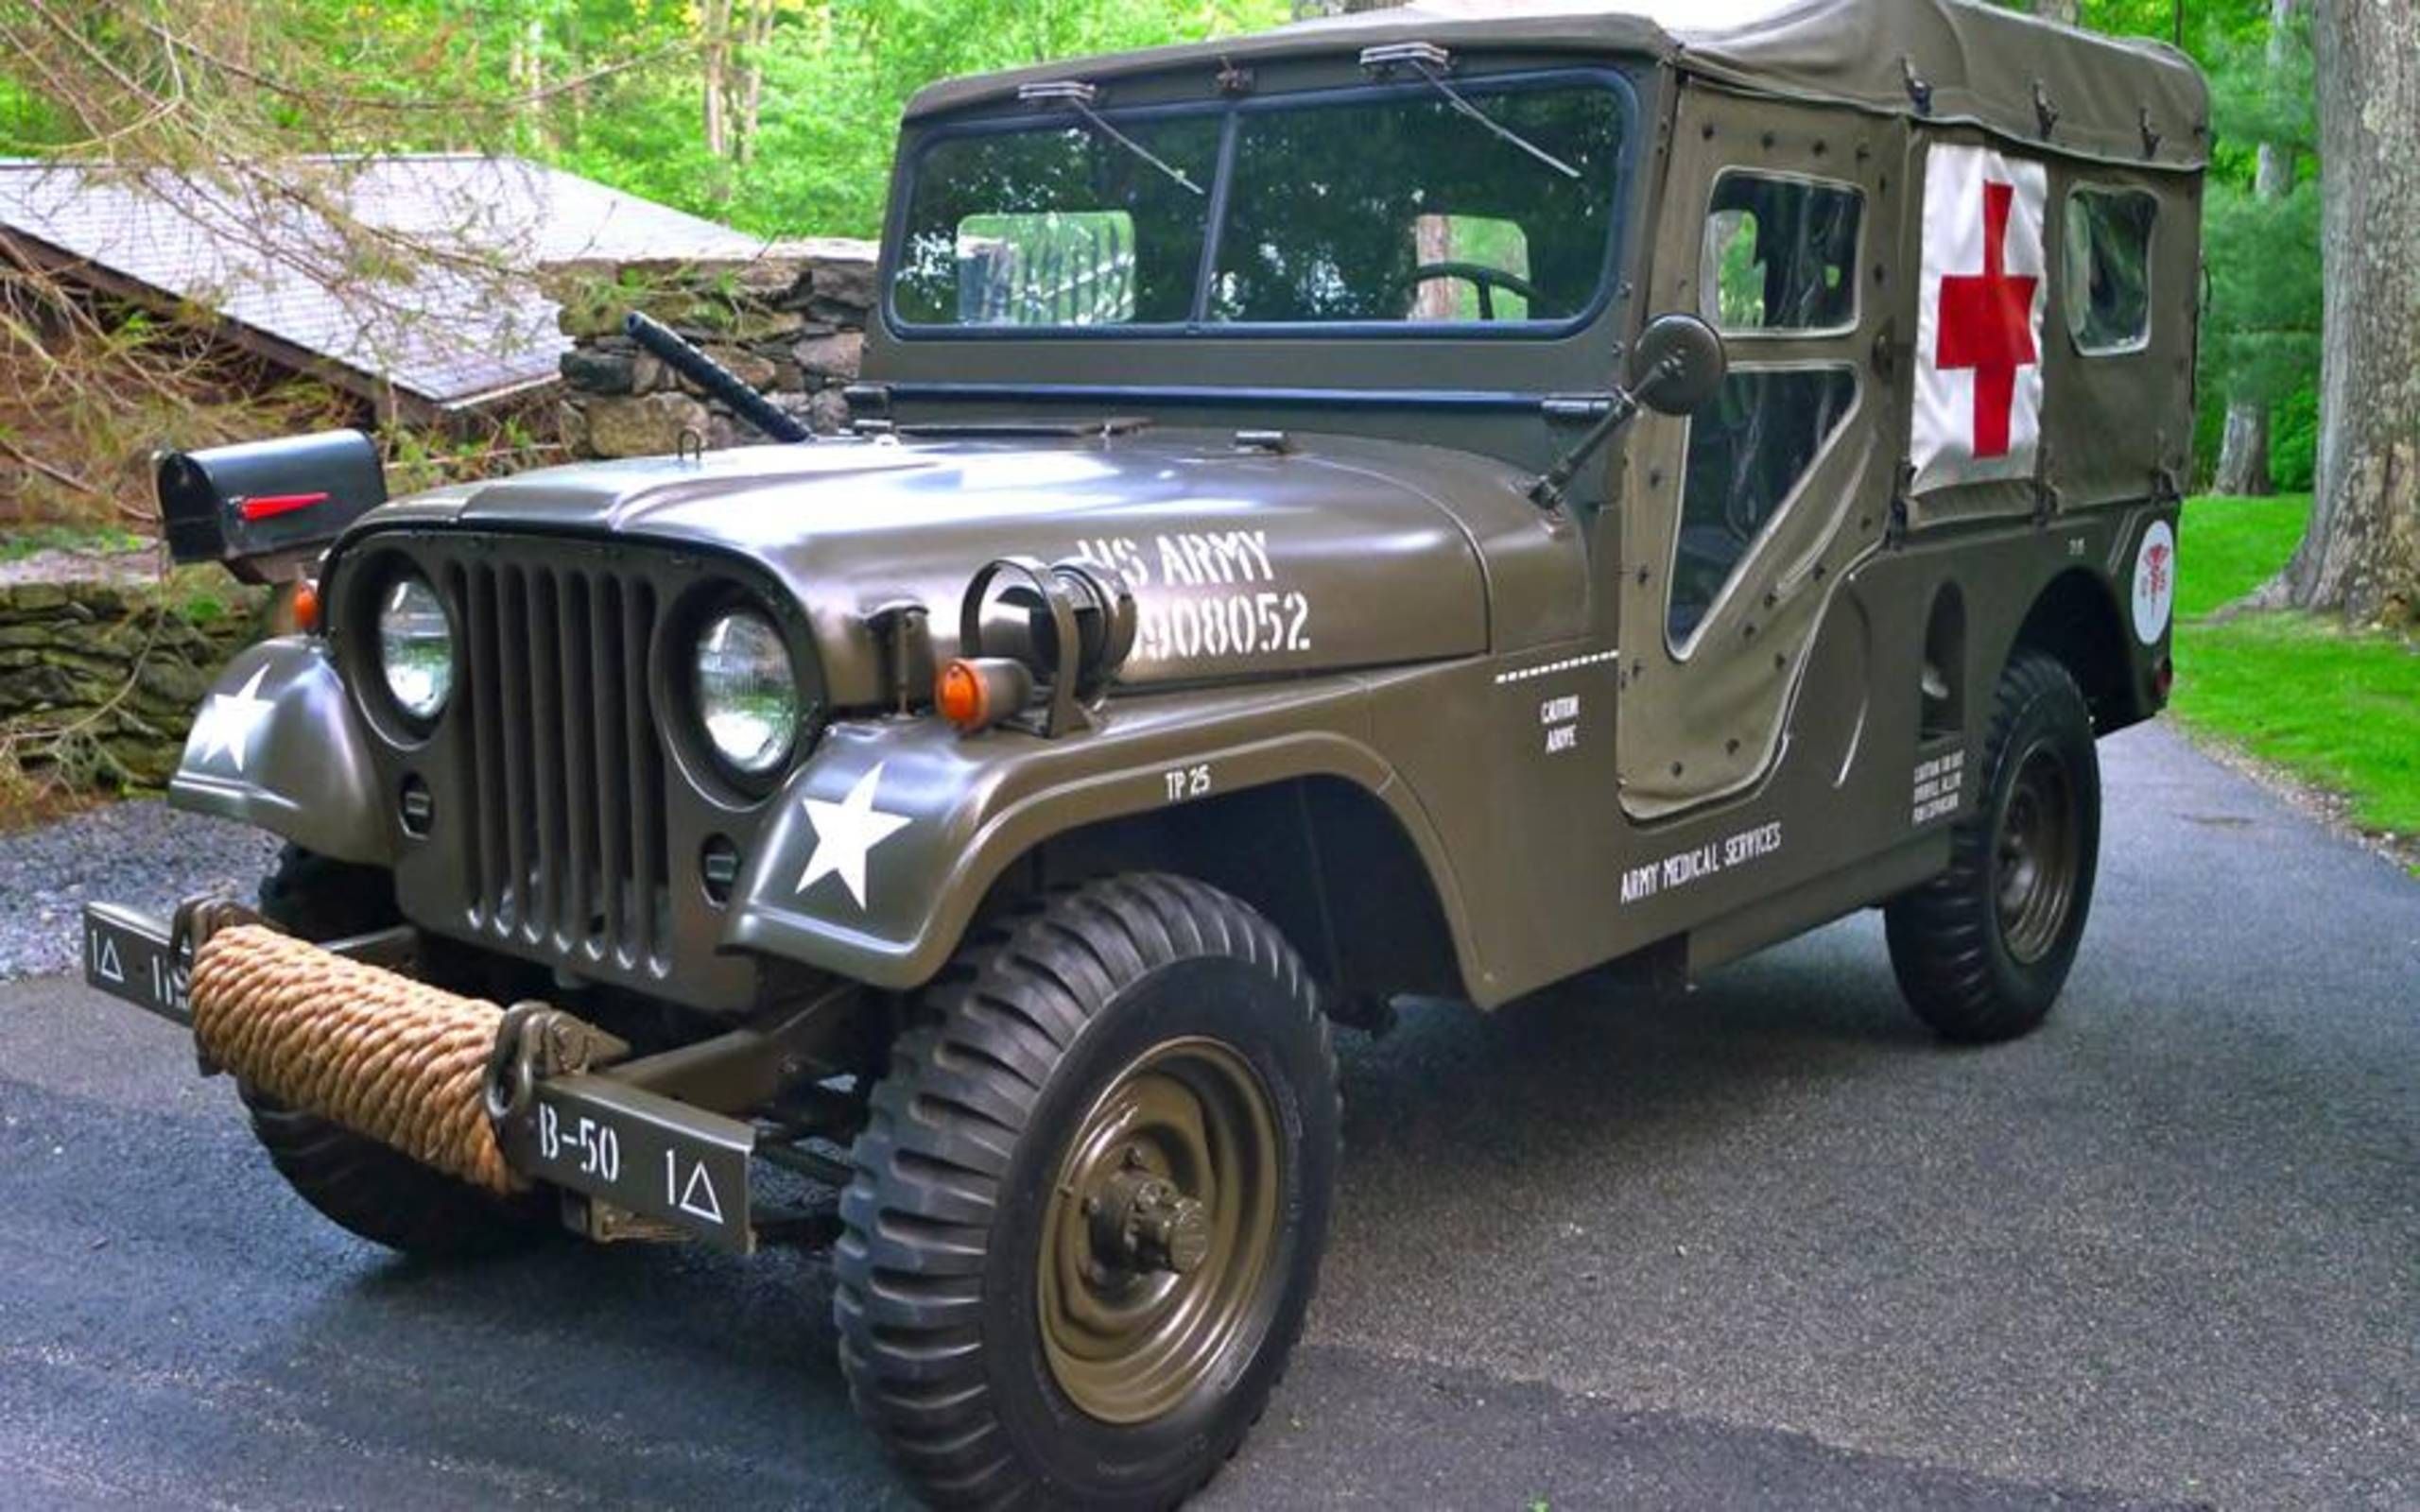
[1935,180,2039,459]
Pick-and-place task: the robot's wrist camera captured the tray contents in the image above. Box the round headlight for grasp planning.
[378,573,453,721]
[696,610,798,775]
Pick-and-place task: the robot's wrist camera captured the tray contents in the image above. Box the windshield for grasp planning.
[891,73,1632,335]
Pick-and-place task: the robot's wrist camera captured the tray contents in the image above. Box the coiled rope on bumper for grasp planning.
[188,924,523,1195]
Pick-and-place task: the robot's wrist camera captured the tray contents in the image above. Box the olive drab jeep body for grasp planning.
[80,3,2205,1505]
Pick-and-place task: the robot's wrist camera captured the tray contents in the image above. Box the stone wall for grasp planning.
[3,243,879,795]
[543,238,878,458]
[0,579,269,788]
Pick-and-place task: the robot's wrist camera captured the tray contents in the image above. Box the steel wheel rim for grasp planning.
[1995,743,2079,964]
[1038,1036,1283,1425]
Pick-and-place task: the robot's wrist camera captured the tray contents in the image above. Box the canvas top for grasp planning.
[906,0,2209,171]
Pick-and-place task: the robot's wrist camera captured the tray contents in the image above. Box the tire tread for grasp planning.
[834,873,1338,1510]
[1885,652,2100,1043]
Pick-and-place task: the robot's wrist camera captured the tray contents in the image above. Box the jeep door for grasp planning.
[1614,92,1904,819]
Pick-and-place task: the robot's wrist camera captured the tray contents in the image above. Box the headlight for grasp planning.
[377,573,453,720]
[696,610,798,775]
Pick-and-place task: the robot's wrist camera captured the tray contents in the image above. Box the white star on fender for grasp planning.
[190,666,273,774]
[796,763,911,908]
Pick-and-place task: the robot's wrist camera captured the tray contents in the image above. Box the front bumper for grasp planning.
[80,901,760,1253]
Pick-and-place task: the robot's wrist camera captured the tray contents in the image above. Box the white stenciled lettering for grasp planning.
[1619,821,1786,905]
[1079,530,1276,593]
[1910,750,1966,825]
[1723,821,1783,868]
[1539,693,1582,755]
[1078,529,1307,667]
[1074,536,1153,589]
[1132,591,1313,665]
[1163,764,1213,803]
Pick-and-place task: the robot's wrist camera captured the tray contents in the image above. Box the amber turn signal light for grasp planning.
[938,657,1036,733]
[289,578,321,634]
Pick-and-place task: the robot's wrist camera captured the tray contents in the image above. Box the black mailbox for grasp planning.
[155,429,387,583]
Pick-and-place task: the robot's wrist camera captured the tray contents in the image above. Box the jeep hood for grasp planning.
[356,431,1582,707]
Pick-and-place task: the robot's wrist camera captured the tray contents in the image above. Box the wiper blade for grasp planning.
[1361,43,1582,182]
[1018,80,1205,198]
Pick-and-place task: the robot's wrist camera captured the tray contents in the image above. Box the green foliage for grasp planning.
[0,524,147,563]
[544,0,1289,239]
[2268,379,2317,491]
[2174,496,2420,834]
[2149,1,2324,489]
[378,412,547,495]
[0,69,67,148]
[2198,171,2322,429]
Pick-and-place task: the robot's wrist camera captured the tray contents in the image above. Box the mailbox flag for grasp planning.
[1912,143,2048,494]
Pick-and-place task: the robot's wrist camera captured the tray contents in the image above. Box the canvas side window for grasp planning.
[1700,174,1862,334]
[2064,187,2156,354]
[1668,368,1858,645]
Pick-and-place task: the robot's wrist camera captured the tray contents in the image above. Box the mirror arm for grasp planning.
[1526,385,1645,512]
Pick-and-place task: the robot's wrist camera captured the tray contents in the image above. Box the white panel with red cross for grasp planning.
[1911,142,2050,495]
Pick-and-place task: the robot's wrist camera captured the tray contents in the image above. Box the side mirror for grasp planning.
[1628,313,1728,417]
[1525,311,1730,511]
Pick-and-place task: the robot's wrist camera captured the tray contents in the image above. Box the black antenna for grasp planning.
[624,312,813,445]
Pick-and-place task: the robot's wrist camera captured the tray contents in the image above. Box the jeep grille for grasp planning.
[445,554,670,972]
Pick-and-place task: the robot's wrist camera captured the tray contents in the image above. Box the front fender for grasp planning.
[166,638,391,866]
[724,679,1472,991]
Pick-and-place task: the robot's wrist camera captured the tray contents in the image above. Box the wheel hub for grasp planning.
[1038,1037,1281,1425]
[1088,1157,1214,1277]
[1995,743,2079,965]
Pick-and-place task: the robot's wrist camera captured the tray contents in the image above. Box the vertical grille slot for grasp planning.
[446,548,669,974]
[620,578,667,965]
[556,573,596,953]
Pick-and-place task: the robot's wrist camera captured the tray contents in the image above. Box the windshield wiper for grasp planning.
[1018,81,1206,198]
[1359,43,1582,182]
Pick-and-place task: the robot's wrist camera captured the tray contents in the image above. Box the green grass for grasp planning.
[2173,495,2420,839]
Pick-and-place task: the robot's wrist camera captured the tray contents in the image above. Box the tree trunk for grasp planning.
[2284,1,2420,625]
[2212,0,2301,498]
[2214,401,2273,495]
[2031,0,2081,26]
[700,0,733,161]
[735,0,771,166]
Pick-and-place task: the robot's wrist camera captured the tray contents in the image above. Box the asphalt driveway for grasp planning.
[2,721,2412,1509]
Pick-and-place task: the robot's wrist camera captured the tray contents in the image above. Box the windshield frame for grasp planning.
[881,64,1644,345]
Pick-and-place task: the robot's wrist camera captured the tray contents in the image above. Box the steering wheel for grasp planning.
[1409,261,1544,321]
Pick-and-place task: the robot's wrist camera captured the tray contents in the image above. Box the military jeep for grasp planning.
[81,2,2205,1505]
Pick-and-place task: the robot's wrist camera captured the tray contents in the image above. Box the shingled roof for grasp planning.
[0,155,769,420]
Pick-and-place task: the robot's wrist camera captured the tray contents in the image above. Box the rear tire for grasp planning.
[1885,652,2101,1043]
[835,874,1340,1509]
[239,846,554,1260]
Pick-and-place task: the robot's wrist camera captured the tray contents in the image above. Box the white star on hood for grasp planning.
[796,763,912,909]
[190,665,273,774]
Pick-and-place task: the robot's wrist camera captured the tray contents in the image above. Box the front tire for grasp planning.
[1885,652,2101,1042]
[836,874,1340,1509]
[241,846,555,1260]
